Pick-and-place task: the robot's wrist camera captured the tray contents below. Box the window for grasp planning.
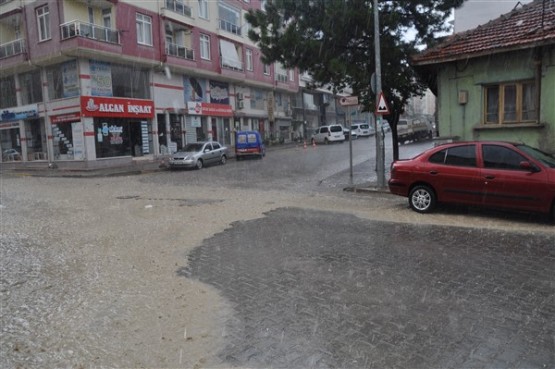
[198,0,209,19]
[246,49,253,71]
[429,145,476,167]
[20,70,43,104]
[218,2,241,35]
[483,145,528,170]
[136,13,153,46]
[263,63,270,75]
[37,5,50,41]
[88,6,94,23]
[111,64,150,99]
[484,81,537,124]
[289,69,295,81]
[220,39,243,70]
[102,8,112,28]
[0,76,16,109]
[200,33,210,60]
[47,61,78,99]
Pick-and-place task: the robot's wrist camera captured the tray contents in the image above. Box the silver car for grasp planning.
[168,141,228,169]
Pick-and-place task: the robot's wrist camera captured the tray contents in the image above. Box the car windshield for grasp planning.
[183,143,204,152]
[516,144,555,168]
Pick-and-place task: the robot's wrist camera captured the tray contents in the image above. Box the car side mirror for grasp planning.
[520,161,540,172]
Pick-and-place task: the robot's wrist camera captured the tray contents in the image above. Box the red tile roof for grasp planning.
[413,0,555,65]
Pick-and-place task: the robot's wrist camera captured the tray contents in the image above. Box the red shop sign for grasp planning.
[81,96,154,119]
[51,112,81,124]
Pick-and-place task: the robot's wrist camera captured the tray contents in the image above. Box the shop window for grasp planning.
[0,76,16,109]
[52,123,74,159]
[94,119,132,158]
[484,80,537,124]
[20,70,43,104]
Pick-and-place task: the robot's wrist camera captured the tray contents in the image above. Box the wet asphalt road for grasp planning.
[181,208,555,369]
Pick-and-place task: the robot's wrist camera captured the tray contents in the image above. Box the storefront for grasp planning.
[186,101,233,144]
[50,112,85,160]
[0,105,39,162]
[81,96,154,159]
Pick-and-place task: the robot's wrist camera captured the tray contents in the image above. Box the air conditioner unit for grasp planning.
[236,92,244,100]
[237,101,244,109]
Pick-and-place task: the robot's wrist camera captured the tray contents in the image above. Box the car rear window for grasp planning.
[360,124,369,129]
[237,135,247,144]
[330,126,343,132]
[247,134,258,143]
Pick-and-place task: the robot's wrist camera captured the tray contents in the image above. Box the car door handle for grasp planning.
[429,170,438,175]
[485,175,495,180]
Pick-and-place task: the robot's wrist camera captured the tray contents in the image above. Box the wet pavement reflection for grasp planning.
[181,207,555,369]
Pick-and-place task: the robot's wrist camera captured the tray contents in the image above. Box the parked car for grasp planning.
[2,148,21,161]
[342,126,358,140]
[311,124,345,144]
[388,141,555,221]
[235,130,265,160]
[351,122,374,137]
[168,141,228,169]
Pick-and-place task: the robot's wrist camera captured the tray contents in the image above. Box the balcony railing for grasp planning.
[221,59,244,72]
[219,19,241,36]
[60,21,119,44]
[166,42,194,61]
[276,74,288,83]
[0,38,25,59]
[166,0,192,18]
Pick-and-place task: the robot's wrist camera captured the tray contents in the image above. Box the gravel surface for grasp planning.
[1,173,553,368]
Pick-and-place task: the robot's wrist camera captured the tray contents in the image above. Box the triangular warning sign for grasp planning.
[376,92,390,115]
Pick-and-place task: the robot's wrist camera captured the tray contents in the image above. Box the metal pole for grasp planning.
[348,106,353,185]
[373,0,386,188]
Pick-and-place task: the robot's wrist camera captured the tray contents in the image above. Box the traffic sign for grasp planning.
[339,96,359,106]
[376,92,390,115]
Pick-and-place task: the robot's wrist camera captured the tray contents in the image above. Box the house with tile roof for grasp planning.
[412,0,555,152]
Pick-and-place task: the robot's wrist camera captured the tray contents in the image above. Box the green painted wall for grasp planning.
[436,46,555,153]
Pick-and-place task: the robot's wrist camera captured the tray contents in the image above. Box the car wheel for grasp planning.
[196,159,203,170]
[409,185,436,213]
[324,138,329,144]
[220,155,227,165]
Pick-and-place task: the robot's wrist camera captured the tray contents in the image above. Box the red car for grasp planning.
[388,141,555,220]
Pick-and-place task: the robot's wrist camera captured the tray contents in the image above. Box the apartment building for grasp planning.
[0,0,299,168]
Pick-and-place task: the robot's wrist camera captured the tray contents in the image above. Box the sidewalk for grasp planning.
[0,141,303,179]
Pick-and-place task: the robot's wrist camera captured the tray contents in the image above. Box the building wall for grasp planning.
[0,0,303,166]
[436,46,555,152]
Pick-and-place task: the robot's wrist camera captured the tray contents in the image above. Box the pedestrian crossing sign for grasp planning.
[376,92,390,115]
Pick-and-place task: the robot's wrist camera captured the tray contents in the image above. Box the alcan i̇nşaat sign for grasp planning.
[80,96,155,119]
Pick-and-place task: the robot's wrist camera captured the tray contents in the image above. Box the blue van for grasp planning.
[235,130,266,160]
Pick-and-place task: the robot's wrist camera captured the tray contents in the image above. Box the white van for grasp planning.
[351,122,374,137]
[311,125,345,144]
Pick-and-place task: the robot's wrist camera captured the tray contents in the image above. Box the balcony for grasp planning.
[276,74,288,83]
[219,19,241,36]
[0,38,25,59]
[60,21,119,44]
[166,42,194,61]
[221,59,244,72]
[165,0,192,18]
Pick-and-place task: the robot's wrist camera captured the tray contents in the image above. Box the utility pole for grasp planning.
[373,0,386,188]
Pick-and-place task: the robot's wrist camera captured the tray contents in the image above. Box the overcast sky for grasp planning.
[454,0,533,32]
